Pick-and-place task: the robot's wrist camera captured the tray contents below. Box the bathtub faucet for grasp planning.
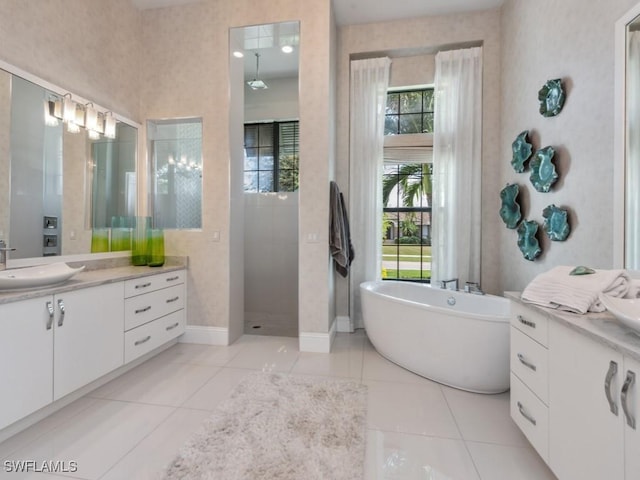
[440,278,458,291]
[464,281,485,295]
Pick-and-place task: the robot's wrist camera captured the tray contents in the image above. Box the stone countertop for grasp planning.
[506,291,640,362]
[0,257,188,306]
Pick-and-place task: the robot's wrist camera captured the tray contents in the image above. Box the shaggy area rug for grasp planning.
[164,372,368,480]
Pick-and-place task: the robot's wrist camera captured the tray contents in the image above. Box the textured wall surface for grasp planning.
[498,0,638,293]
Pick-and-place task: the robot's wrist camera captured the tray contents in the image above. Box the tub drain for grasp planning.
[447,297,456,306]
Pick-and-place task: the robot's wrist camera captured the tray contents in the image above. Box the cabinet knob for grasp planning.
[57,299,66,327]
[517,401,537,426]
[517,353,537,371]
[46,301,54,330]
[517,315,536,329]
[604,360,619,416]
[622,370,636,429]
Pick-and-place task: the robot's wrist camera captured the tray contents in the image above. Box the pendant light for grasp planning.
[247,52,268,90]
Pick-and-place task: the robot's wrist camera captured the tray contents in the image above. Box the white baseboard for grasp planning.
[336,315,352,333]
[299,320,337,353]
[179,325,229,345]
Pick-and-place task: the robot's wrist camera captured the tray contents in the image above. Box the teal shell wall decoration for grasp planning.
[542,204,570,241]
[499,183,522,229]
[511,131,533,173]
[538,79,565,117]
[530,146,558,193]
[517,219,542,261]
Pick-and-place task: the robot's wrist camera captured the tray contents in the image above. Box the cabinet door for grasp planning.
[624,356,640,479]
[548,321,624,480]
[0,297,53,429]
[53,283,124,400]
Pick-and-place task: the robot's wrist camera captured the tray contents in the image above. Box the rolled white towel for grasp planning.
[521,266,633,314]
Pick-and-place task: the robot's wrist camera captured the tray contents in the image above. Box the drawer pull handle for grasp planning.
[517,315,536,329]
[166,296,180,304]
[605,360,619,416]
[517,353,537,371]
[135,306,151,314]
[166,322,180,331]
[166,276,179,282]
[135,282,152,290]
[622,370,636,429]
[134,335,151,346]
[57,299,66,327]
[517,401,537,426]
[46,301,54,330]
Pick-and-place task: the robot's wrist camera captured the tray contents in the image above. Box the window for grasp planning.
[244,121,299,192]
[385,88,434,135]
[382,87,433,283]
[148,118,202,229]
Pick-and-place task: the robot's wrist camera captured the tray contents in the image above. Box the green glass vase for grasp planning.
[131,216,152,266]
[90,228,110,253]
[147,228,165,267]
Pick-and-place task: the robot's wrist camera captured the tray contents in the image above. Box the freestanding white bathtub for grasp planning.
[360,280,510,394]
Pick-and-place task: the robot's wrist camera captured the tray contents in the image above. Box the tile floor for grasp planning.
[0,331,558,480]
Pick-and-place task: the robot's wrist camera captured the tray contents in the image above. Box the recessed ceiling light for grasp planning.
[233,50,244,58]
[281,45,294,54]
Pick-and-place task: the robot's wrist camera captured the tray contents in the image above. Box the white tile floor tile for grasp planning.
[365,430,481,480]
[366,380,462,439]
[0,332,556,480]
[442,386,530,446]
[466,441,557,480]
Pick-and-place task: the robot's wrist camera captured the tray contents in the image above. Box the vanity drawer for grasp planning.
[124,284,184,331]
[511,326,549,404]
[124,310,185,363]
[124,270,185,298]
[510,372,549,463]
[511,301,549,347]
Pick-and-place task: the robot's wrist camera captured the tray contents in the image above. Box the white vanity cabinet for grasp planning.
[0,298,54,430]
[53,282,124,400]
[509,298,640,480]
[123,270,186,363]
[548,321,625,480]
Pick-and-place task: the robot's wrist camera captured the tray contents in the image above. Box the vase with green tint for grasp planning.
[90,228,110,253]
[110,228,131,251]
[131,216,151,266]
[147,228,165,267]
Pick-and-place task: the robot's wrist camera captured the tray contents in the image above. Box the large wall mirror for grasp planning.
[0,65,138,263]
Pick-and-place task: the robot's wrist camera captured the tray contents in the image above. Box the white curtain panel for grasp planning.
[349,57,391,329]
[627,32,640,269]
[432,47,483,286]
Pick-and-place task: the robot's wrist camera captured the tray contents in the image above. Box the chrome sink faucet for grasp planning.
[0,240,16,271]
[440,278,459,291]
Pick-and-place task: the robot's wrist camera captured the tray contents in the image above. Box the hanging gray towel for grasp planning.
[329,181,354,277]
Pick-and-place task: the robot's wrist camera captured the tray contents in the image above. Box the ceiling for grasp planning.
[131,0,504,26]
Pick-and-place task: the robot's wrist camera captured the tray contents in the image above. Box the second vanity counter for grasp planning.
[505,291,640,362]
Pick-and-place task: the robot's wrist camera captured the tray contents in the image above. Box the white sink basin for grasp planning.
[599,293,640,334]
[0,263,85,291]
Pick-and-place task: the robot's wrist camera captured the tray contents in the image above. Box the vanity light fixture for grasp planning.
[104,112,117,139]
[62,93,76,123]
[247,52,268,90]
[44,98,60,127]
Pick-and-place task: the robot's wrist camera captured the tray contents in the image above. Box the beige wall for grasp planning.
[335,9,502,321]
[498,0,638,293]
[140,0,335,338]
[0,0,141,120]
